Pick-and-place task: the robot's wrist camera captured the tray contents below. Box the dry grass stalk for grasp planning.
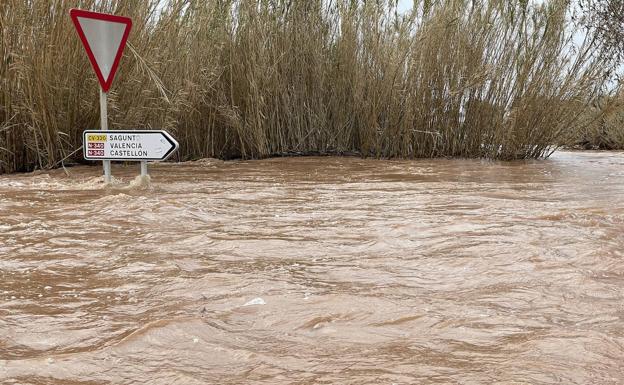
[0,0,618,173]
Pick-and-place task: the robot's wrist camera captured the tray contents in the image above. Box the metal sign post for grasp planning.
[71,9,132,183]
[99,89,111,183]
[72,9,176,181]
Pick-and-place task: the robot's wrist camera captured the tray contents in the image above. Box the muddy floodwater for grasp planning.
[1,151,623,384]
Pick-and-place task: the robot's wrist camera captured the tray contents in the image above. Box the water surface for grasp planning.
[1,151,623,384]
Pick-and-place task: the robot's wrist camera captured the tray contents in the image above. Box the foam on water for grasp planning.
[126,174,152,190]
[243,297,266,306]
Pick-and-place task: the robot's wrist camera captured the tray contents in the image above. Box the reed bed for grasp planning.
[0,0,617,173]
[573,90,624,150]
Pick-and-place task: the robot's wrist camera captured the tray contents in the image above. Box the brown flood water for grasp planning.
[0,151,623,384]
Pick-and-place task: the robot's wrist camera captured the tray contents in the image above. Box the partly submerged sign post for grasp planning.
[70,9,131,183]
[71,9,177,182]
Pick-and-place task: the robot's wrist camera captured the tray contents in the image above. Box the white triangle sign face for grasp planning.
[70,9,132,92]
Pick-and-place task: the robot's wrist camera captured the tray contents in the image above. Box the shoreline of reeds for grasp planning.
[4,147,624,177]
[1,0,620,174]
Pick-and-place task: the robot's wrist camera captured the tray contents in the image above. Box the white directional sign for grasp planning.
[83,130,179,161]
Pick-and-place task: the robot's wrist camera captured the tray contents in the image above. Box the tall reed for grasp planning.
[573,89,624,149]
[0,0,617,173]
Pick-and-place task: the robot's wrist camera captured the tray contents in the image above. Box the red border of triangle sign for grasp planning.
[70,9,132,92]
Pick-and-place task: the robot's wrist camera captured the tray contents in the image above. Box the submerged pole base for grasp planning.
[103,160,112,184]
[140,161,148,177]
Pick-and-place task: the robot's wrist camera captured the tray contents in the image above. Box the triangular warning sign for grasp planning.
[70,9,132,92]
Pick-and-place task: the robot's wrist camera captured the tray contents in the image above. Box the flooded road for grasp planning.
[1,151,623,384]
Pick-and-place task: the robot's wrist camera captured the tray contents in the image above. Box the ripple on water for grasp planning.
[0,152,623,384]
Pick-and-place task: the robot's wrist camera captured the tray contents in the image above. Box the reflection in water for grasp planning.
[0,151,623,384]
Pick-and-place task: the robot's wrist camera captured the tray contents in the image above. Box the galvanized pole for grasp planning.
[140,160,148,177]
[99,88,112,183]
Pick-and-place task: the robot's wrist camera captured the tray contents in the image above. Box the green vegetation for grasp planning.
[0,0,619,173]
